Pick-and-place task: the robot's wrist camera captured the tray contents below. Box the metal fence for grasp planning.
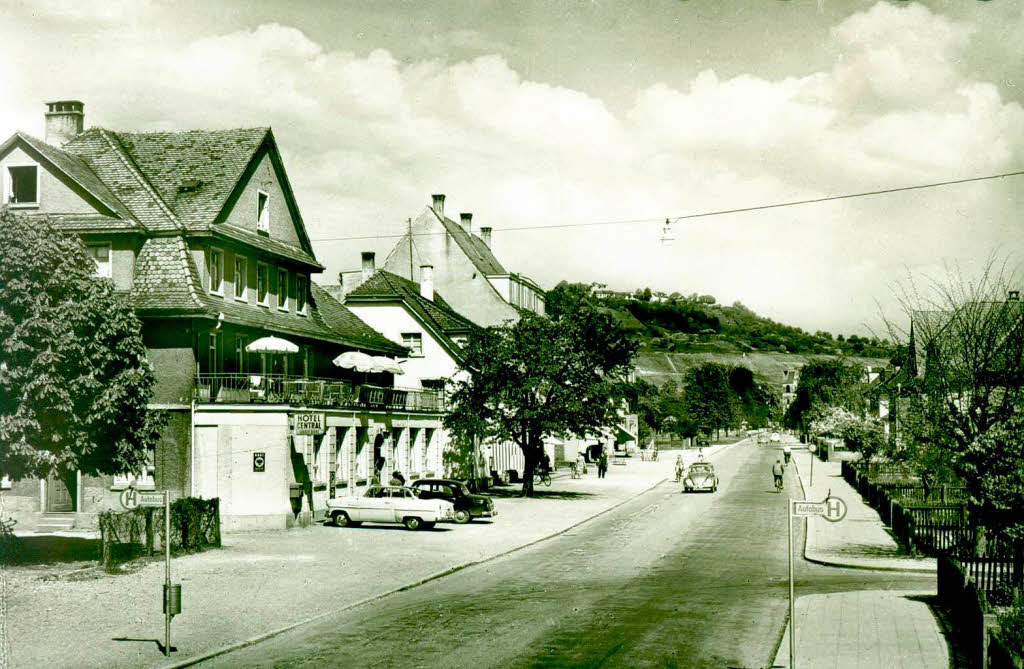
[194,374,445,413]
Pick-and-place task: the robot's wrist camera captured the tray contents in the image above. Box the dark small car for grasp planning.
[411,479,497,524]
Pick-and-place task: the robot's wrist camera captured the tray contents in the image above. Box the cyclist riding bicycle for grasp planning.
[772,459,785,490]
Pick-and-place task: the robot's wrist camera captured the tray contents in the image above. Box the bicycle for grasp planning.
[774,475,784,493]
[534,468,552,487]
[569,463,581,479]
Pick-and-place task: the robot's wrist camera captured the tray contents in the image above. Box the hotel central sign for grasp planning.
[293,412,326,435]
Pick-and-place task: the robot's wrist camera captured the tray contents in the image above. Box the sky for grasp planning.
[1,0,1022,337]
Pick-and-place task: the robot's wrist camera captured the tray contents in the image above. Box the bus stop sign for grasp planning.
[822,496,847,523]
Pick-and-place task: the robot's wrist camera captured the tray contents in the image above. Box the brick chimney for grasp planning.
[460,212,472,232]
[45,100,84,146]
[361,251,375,283]
[420,265,434,301]
[431,194,445,218]
[480,226,492,248]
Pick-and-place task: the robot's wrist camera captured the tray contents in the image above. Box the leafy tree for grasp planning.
[0,210,163,484]
[785,357,866,441]
[624,377,661,442]
[886,259,1024,551]
[445,304,637,496]
[682,362,738,438]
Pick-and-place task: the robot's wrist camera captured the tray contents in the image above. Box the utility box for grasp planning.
[164,583,182,616]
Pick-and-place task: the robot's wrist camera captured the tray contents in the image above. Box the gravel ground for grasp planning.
[7,449,738,669]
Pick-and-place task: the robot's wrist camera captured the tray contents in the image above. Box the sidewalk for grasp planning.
[6,440,738,668]
[790,446,936,572]
[773,590,950,669]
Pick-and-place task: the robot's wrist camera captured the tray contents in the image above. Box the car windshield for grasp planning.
[689,465,714,474]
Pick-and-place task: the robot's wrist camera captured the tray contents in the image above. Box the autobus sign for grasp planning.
[119,487,166,510]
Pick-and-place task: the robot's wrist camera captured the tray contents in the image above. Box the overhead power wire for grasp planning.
[308,169,1024,243]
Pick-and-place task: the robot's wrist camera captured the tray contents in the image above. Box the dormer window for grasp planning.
[86,243,112,279]
[5,164,39,207]
[257,191,270,233]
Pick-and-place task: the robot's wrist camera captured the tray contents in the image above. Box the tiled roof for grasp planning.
[212,223,322,269]
[310,284,406,354]
[13,132,138,226]
[62,129,180,231]
[130,236,205,312]
[108,127,268,230]
[433,210,506,276]
[347,270,478,334]
[46,213,138,232]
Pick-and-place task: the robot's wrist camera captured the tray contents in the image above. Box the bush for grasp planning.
[98,496,220,572]
[998,592,1024,659]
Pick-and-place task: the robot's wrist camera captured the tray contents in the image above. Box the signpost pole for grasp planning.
[788,499,795,669]
[164,491,171,657]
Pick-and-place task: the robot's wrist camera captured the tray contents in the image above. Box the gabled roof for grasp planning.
[431,209,506,276]
[108,127,267,230]
[3,132,139,226]
[310,284,406,355]
[347,270,478,334]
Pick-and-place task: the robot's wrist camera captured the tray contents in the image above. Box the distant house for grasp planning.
[377,194,546,326]
[0,101,446,531]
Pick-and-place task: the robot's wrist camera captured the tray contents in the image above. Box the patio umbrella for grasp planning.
[370,356,404,375]
[333,350,376,373]
[246,336,299,354]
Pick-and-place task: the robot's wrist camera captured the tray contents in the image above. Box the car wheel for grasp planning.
[332,511,351,527]
[403,516,423,531]
[454,509,472,524]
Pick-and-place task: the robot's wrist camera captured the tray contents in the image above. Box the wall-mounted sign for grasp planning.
[253,452,266,472]
[293,412,326,435]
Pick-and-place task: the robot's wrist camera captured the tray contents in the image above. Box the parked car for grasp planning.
[682,462,719,493]
[326,485,455,530]
[411,478,497,524]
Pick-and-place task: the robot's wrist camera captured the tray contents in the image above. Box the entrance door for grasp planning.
[194,426,219,499]
[46,474,74,512]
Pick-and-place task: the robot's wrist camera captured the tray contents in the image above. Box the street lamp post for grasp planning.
[808,442,816,488]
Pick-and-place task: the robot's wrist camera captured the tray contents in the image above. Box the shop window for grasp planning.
[86,243,112,279]
[5,164,38,206]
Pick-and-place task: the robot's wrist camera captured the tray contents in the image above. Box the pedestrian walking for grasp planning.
[674,454,684,482]
[577,453,587,476]
[597,452,609,479]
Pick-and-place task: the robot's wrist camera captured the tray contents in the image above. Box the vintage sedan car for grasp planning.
[411,478,497,524]
[682,462,719,493]
[326,485,455,530]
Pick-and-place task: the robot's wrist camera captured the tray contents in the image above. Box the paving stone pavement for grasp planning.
[770,437,948,669]
[773,590,950,669]
[791,445,936,572]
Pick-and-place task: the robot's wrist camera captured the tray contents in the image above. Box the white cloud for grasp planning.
[0,2,1020,335]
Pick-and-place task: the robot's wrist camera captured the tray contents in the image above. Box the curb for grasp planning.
[792,454,937,574]
[163,473,672,668]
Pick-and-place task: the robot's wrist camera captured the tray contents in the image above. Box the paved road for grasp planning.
[204,444,934,668]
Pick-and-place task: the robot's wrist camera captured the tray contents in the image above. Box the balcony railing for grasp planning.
[194,374,445,413]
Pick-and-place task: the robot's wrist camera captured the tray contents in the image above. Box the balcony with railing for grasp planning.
[194,374,446,413]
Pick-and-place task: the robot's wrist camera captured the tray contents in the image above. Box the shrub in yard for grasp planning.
[998,591,1024,659]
